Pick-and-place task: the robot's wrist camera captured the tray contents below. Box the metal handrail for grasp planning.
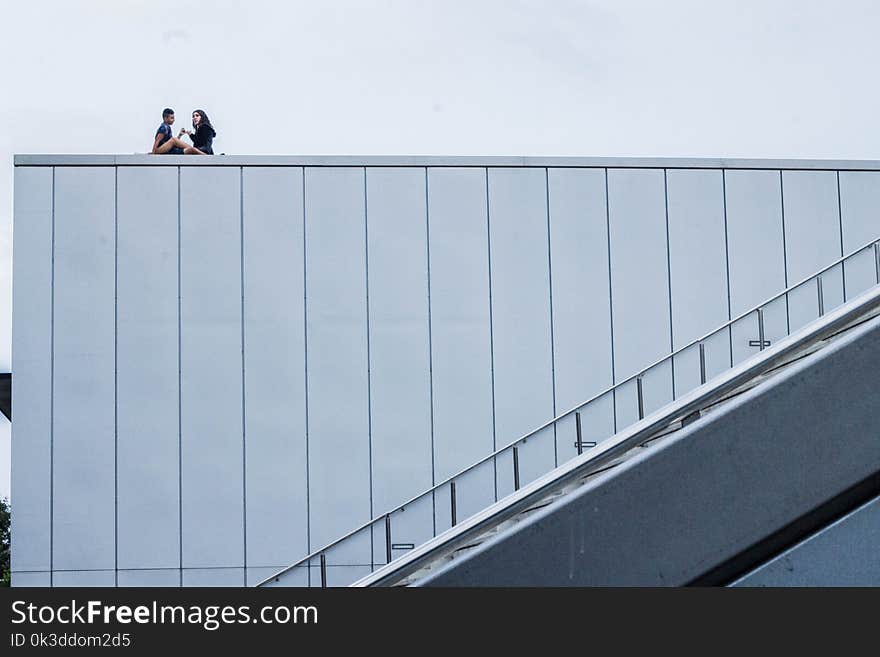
[259,235,880,587]
[356,282,880,587]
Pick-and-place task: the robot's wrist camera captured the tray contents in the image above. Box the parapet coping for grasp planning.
[14,154,880,170]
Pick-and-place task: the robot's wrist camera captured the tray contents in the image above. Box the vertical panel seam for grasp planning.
[604,168,617,432]
[721,170,734,367]
[485,168,498,501]
[780,170,791,334]
[363,167,374,567]
[425,168,436,537]
[177,166,183,586]
[663,170,676,399]
[240,167,247,585]
[544,168,558,467]
[50,167,55,585]
[836,170,847,299]
[114,166,119,586]
[663,169,675,399]
[302,167,311,586]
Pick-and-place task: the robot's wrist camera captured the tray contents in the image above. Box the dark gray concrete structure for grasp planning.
[416,313,880,586]
[731,494,880,586]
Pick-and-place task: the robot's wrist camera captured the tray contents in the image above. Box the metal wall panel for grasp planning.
[52,167,116,572]
[365,168,433,556]
[607,169,672,427]
[242,167,308,569]
[116,167,180,570]
[12,572,51,587]
[546,168,614,460]
[53,571,116,587]
[782,171,844,331]
[311,565,371,587]
[613,361,675,430]
[488,168,555,495]
[117,569,180,586]
[724,170,788,364]
[426,168,495,531]
[304,168,371,564]
[372,494,434,568]
[11,167,53,573]
[838,171,880,299]
[179,167,243,568]
[247,567,307,587]
[666,169,730,394]
[182,568,245,586]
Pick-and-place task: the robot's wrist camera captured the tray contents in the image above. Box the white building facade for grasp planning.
[11,155,880,586]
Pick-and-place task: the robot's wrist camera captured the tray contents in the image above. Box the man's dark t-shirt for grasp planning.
[156,123,183,154]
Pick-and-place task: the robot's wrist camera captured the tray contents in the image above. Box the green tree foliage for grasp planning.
[1,497,9,586]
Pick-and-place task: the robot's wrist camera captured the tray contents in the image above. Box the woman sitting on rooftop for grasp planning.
[179,109,216,155]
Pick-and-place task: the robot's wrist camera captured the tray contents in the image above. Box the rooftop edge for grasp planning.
[14,154,880,170]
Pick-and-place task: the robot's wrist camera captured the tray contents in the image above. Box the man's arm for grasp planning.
[151,132,164,154]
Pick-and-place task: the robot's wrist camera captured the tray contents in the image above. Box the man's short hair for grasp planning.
[162,108,175,118]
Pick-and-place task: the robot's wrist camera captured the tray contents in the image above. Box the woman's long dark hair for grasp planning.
[192,109,216,136]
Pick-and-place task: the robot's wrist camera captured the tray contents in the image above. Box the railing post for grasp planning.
[874,242,880,284]
[513,446,520,491]
[573,410,596,453]
[385,514,392,564]
[450,481,457,527]
[637,375,645,420]
[699,342,707,385]
[575,411,583,456]
[817,275,825,317]
[320,553,327,588]
[757,307,766,351]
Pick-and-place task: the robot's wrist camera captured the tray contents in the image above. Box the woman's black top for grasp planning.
[191,124,216,155]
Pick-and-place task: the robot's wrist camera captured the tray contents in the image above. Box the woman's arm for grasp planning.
[191,125,205,145]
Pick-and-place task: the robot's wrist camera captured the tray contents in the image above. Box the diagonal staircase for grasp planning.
[260,237,880,587]
[358,283,880,586]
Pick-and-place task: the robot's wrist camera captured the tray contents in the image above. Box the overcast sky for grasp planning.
[2,0,880,500]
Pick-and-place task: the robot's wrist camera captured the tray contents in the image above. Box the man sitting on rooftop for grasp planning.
[151,107,188,155]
